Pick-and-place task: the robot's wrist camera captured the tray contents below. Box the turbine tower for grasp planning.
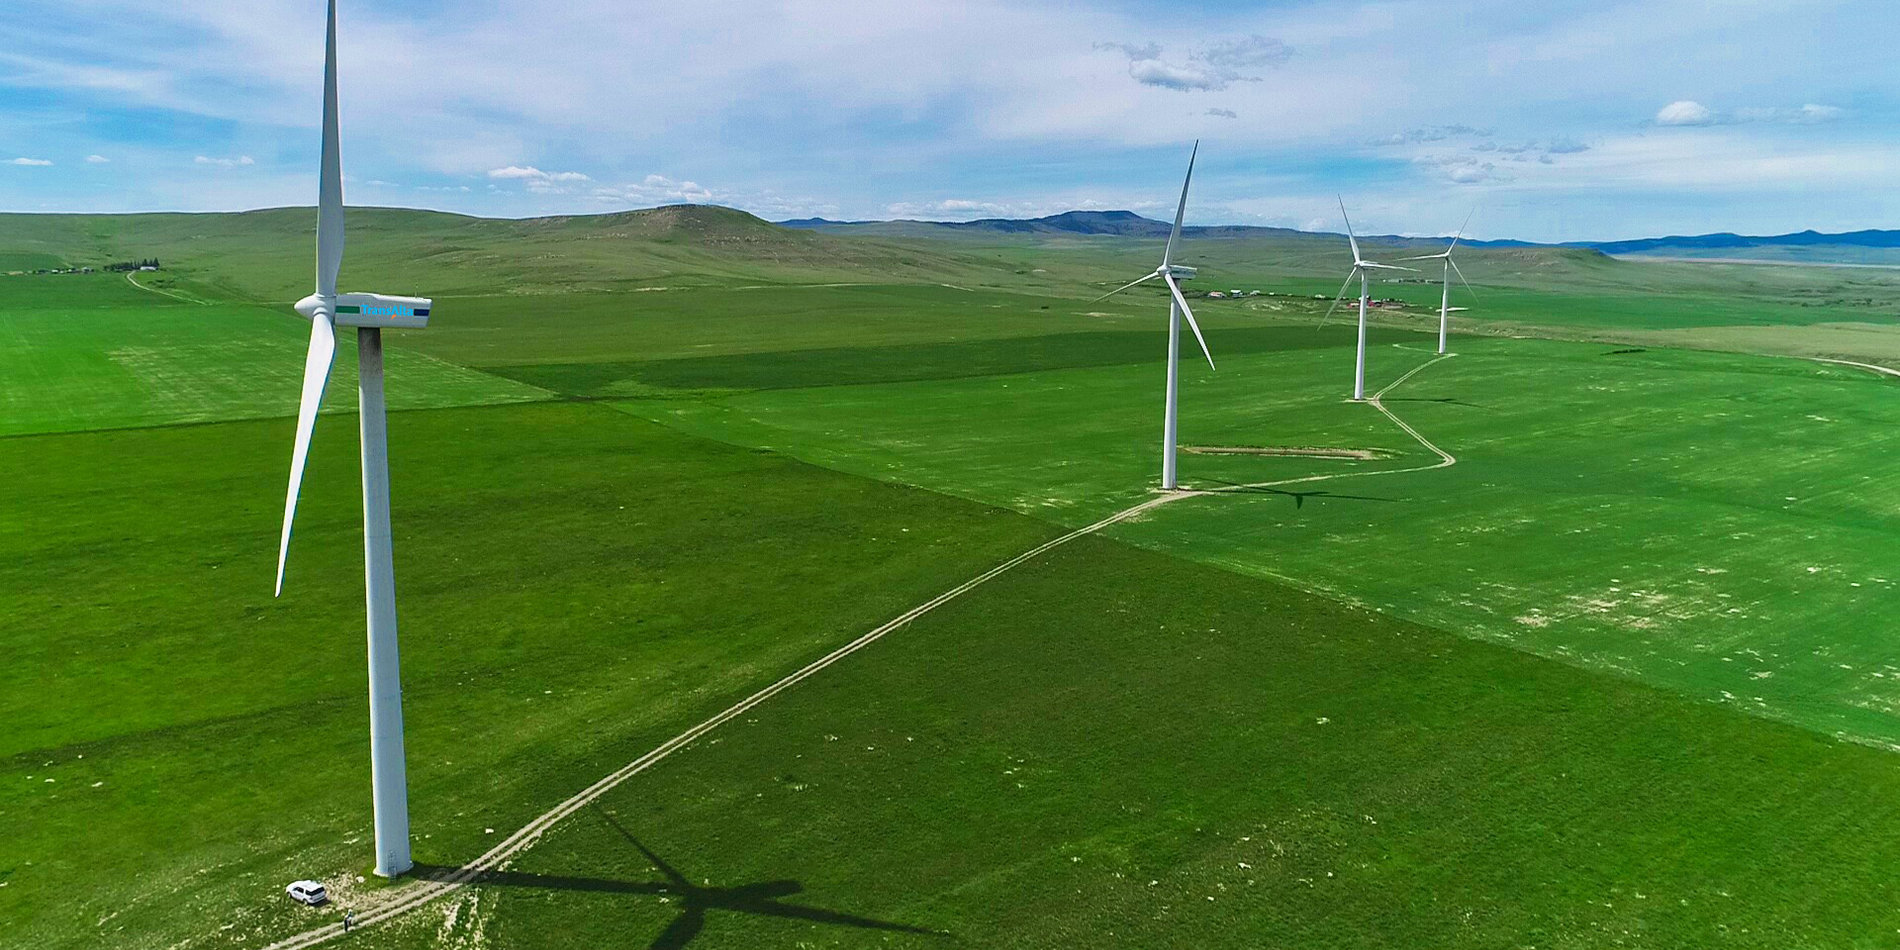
[275,0,434,878]
[1322,199,1413,400]
[1400,210,1479,355]
[1095,142,1215,491]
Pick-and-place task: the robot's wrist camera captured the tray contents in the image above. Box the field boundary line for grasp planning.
[257,350,1457,950]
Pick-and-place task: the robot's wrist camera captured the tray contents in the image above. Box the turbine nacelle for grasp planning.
[295,292,434,329]
[1160,263,1196,280]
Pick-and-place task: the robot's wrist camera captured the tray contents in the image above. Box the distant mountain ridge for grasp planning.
[778,210,1900,261]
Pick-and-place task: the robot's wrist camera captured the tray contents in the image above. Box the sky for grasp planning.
[2,0,1896,242]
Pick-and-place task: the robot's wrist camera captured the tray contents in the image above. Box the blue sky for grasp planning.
[2,0,1895,241]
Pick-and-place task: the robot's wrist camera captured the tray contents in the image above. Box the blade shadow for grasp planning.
[415,807,945,950]
[1380,396,1490,410]
[1196,478,1402,508]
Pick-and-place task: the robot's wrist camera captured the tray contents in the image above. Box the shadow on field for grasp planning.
[1381,396,1490,410]
[1199,478,1402,509]
[414,808,943,949]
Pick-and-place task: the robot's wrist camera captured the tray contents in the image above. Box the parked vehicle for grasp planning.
[285,881,328,906]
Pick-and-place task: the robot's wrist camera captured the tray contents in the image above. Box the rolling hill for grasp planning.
[781,209,1900,265]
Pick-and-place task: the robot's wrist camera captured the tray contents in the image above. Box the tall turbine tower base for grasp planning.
[1160,299,1182,490]
[1438,260,1451,355]
[1352,281,1370,401]
[359,327,413,878]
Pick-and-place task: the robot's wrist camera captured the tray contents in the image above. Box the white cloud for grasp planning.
[1658,101,1846,127]
[488,164,592,193]
[194,155,254,167]
[9,157,53,166]
[84,154,108,163]
[1655,100,1714,126]
[1096,33,1290,92]
[1126,58,1224,92]
[1377,125,1492,146]
[1799,103,1846,123]
[1735,103,1845,124]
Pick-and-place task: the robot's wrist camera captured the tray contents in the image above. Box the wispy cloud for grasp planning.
[1414,155,1510,185]
[1376,125,1492,146]
[488,165,593,194]
[194,155,254,168]
[487,165,589,182]
[84,154,109,163]
[588,173,712,204]
[0,0,1895,239]
[1095,34,1290,92]
[1656,100,1845,127]
[486,164,589,193]
[9,157,53,166]
[1736,103,1845,124]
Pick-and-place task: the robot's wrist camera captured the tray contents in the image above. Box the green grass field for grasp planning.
[11,205,1900,949]
[623,332,1900,749]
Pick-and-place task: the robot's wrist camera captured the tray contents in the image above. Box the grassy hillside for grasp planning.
[15,203,1900,949]
[7,204,1900,363]
[0,205,1029,302]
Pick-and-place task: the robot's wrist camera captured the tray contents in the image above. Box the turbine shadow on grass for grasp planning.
[1380,396,1490,410]
[414,807,944,950]
[1197,477,1402,509]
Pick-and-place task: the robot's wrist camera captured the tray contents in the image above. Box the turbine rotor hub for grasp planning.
[293,294,330,320]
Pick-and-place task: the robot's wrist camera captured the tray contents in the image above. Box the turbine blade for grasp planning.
[1361,262,1418,272]
[1319,268,1358,327]
[1449,257,1479,301]
[1448,207,1475,254]
[1338,196,1362,265]
[276,312,337,596]
[1396,252,1448,261]
[1163,272,1215,371]
[1162,140,1198,267]
[1093,271,1160,302]
[316,0,344,298]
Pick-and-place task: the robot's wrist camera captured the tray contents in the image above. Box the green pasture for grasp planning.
[0,274,546,436]
[617,332,1900,749]
[343,529,1900,950]
[13,206,1900,949]
[0,401,1056,949]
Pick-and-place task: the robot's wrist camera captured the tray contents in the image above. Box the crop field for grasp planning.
[12,207,1900,949]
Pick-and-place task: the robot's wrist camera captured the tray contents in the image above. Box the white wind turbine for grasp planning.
[1322,198,1414,401]
[275,0,434,879]
[1095,142,1215,491]
[1400,210,1479,355]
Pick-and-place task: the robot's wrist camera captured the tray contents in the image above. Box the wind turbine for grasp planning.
[1400,211,1479,354]
[1095,142,1215,491]
[1322,199,1414,401]
[275,0,434,879]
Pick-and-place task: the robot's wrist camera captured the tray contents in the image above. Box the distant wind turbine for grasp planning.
[1400,210,1479,354]
[275,0,435,878]
[1095,142,1215,490]
[1322,199,1414,400]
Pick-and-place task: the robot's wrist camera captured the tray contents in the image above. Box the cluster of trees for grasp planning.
[103,258,161,272]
